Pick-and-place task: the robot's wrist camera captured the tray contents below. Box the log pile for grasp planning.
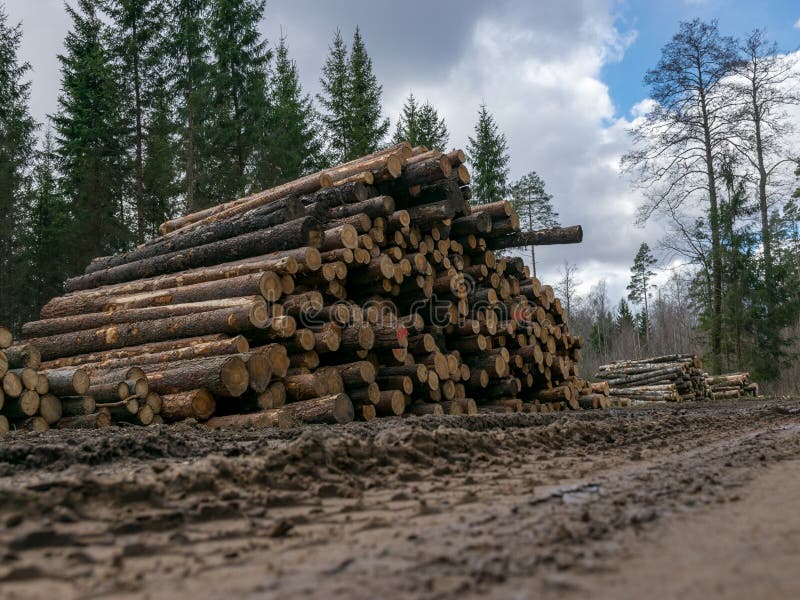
[706,373,758,400]
[9,143,594,430]
[0,327,69,432]
[595,354,708,403]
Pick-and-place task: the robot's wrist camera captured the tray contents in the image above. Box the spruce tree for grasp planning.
[165,0,210,214]
[141,74,181,238]
[21,131,71,316]
[0,4,37,329]
[54,0,131,273]
[346,26,389,160]
[204,0,270,205]
[102,0,165,243]
[509,171,559,277]
[392,92,449,150]
[467,103,510,204]
[317,29,349,164]
[257,35,323,187]
[627,242,657,341]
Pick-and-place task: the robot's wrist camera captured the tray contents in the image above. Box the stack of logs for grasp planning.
[7,142,593,430]
[0,327,63,432]
[707,373,758,400]
[596,354,709,403]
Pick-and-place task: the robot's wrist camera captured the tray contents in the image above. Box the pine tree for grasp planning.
[317,29,349,164]
[101,0,165,243]
[627,242,657,341]
[346,27,389,160]
[141,74,181,238]
[165,0,210,214]
[467,103,510,204]
[616,298,635,330]
[509,171,559,277]
[0,4,37,330]
[257,35,323,188]
[54,0,131,273]
[204,0,270,205]
[20,131,71,316]
[392,92,449,150]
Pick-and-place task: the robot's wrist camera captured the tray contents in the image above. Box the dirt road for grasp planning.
[1,398,799,599]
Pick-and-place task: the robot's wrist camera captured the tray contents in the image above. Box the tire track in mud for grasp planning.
[1,399,799,599]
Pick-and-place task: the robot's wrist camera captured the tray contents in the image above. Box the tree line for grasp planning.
[0,0,532,332]
[619,19,800,381]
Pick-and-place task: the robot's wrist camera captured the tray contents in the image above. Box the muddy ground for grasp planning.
[1,398,800,599]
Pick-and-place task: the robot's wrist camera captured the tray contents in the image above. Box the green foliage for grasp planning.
[203,0,270,205]
[318,27,389,163]
[392,92,449,151]
[102,0,167,243]
[615,298,635,330]
[141,74,181,238]
[164,0,210,213]
[467,103,510,204]
[257,35,324,187]
[317,29,349,164]
[346,27,389,160]
[509,171,559,231]
[627,242,657,338]
[53,0,131,270]
[0,4,37,329]
[18,131,72,319]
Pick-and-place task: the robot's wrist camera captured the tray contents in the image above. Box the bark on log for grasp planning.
[141,356,250,397]
[40,367,90,396]
[40,335,240,369]
[41,253,300,319]
[281,393,354,424]
[26,302,268,361]
[65,217,323,292]
[205,408,292,429]
[159,168,333,236]
[5,344,41,369]
[60,396,96,417]
[55,412,111,429]
[23,297,262,338]
[486,225,583,250]
[161,389,215,421]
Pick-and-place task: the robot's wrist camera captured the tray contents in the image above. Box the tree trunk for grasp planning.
[65,217,323,292]
[23,297,262,338]
[281,393,354,424]
[142,355,249,397]
[41,253,302,320]
[87,197,306,274]
[161,389,215,421]
[25,302,268,361]
[40,335,238,369]
[55,411,111,429]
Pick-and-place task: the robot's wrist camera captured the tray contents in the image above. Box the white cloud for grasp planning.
[794,18,800,30]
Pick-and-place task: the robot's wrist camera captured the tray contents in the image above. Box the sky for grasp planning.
[4,0,800,305]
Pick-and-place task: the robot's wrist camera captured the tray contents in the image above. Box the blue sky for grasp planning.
[605,0,800,116]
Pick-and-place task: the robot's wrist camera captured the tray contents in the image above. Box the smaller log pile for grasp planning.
[706,373,758,400]
[595,354,707,403]
[0,327,63,432]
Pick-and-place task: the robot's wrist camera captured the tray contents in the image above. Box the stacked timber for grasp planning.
[0,327,69,432]
[706,373,758,400]
[12,143,589,429]
[595,354,708,403]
